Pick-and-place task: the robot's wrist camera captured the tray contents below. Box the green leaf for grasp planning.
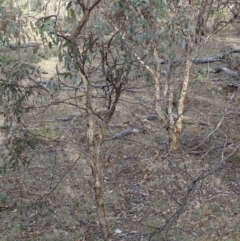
[66,1,73,10]
[55,64,59,74]
[87,180,93,187]
[58,51,63,62]
[69,8,76,20]
[82,54,89,65]
[0,192,7,203]
[33,46,39,54]
[30,21,35,31]
[72,75,78,84]
[85,55,91,64]
[182,38,186,49]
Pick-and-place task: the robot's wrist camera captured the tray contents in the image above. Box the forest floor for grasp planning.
[1,30,240,241]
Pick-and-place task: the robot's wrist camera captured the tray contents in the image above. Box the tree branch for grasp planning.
[149,143,240,241]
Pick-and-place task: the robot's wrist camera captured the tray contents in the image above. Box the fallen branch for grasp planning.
[150,48,240,65]
[192,91,237,151]
[214,66,240,80]
[8,42,41,50]
[109,122,129,128]
[45,112,81,122]
[193,48,240,64]
[107,127,142,140]
[149,143,240,241]
[145,115,208,126]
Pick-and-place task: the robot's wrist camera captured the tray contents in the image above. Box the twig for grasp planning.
[149,143,240,241]
[192,91,237,151]
[115,162,139,176]
[39,156,80,200]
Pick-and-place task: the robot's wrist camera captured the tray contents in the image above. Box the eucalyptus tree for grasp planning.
[115,0,240,150]
[35,0,139,240]
[40,1,239,240]
[0,0,42,169]
[1,0,239,240]
[103,0,197,150]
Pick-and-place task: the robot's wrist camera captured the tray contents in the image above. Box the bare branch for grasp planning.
[149,144,240,241]
[89,0,102,11]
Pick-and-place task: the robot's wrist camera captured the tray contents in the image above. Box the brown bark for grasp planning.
[87,119,111,241]
[69,0,102,46]
[153,46,167,127]
[83,74,111,241]
[69,2,111,239]
[155,74,167,127]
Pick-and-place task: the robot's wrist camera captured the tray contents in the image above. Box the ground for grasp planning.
[0,30,240,241]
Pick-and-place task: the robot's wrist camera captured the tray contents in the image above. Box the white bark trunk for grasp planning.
[172,54,192,150]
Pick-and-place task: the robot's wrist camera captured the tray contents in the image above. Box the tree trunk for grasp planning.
[171,54,192,150]
[166,69,178,151]
[87,118,111,241]
[68,3,111,239]
[155,73,167,127]
[153,46,167,127]
[83,75,112,241]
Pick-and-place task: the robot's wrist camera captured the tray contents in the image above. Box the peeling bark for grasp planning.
[87,120,111,241]
[69,2,112,240]
[82,73,112,241]
[153,46,167,127]
[166,69,178,151]
[173,54,193,150]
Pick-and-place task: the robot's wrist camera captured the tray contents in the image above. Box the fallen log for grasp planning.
[8,42,42,50]
[108,127,144,140]
[193,48,240,64]
[152,48,240,65]
[145,115,209,126]
[214,66,240,80]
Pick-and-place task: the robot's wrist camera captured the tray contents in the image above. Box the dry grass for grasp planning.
[1,31,240,241]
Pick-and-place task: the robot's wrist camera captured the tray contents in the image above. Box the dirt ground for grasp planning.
[1,31,240,241]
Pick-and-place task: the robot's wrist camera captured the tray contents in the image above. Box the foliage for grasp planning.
[1,0,240,241]
[0,2,42,171]
[0,191,7,204]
